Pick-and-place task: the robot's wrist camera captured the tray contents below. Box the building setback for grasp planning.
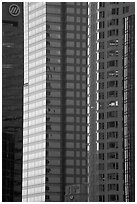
[89,2,135,202]
[22,3,88,202]
[2,2,24,202]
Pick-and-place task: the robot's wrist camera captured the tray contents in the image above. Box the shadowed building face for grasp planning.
[2,2,24,202]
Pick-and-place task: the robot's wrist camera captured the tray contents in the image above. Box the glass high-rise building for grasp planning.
[89,2,135,202]
[22,2,89,202]
[2,2,24,201]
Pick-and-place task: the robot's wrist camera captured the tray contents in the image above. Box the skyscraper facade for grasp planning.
[89,2,135,202]
[22,2,88,202]
[2,2,24,201]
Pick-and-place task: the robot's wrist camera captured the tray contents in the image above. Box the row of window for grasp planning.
[99,152,118,160]
[99,131,118,140]
[46,107,87,115]
[97,162,119,170]
[47,82,86,89]
[46,57,87,64]
[47,65,87,73]
[99,100,118,109]
[99,70,118,80]
[46,15,87,23]
[47,5,87,15]
[97,172,119,181]
[99,141,118,150]
[99,80,118,89]
[99,8,119,19]
[98,194,119,202]
[99,61,118,69]
[99,121,118,129]
[99,90,118,100]
[99,40,118,49]
[97,183,119,192]
[46,32,87,40]
[99,111,118,119]
[108,29,118,37]
[46,124,86,131]
[46,24,87,32]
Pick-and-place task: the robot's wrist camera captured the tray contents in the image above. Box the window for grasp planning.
[75,34,80,40]
[107,132,118,139]
[108,29,118,37]
[99,132,104,140]
[76,42,80,48]
[99,82,104,89]
[107,91,118,98]
[99,195,105,202]
[66,24,74,31]
[108,184,119,191]
[76,17,80,23]
[76,8,80,14]
[107,70,118,78]
[107,39,118,47]
[107,50,118,57]
[98,174,105,181]
[99,112,104,119]
[99,153,104,160]
[108,100,118,107]
[107,173,119,180]
[76,25,80,31]
[99,102,104,109]
[67,16,75,22]
[99,42,104,49]
[66,168,74,174]
[107,80,118,88]
[66,33,74,39]
[108,194,119,201]
[99,72,104,79]
[66,58,74,64]
[99,2,105,7]
[111,8,119,15]
[99,31,104,39]
[99,21,105,29]
[82,8,86,14]
[66,41,74,47]
[97,163,104,170]
[99,52,104,59]
[47,15,61,22]
[123,6,129,14]
[107,162,118,170]
[107,152,118,159]
[107,111,118,118]
[47,6,61,14]
[98,184,105,192]
[107,142,118,149]
[107,19,119,27]
[66,159,74,166]
[99,11,105,18]
[99,142,104,150]
[99,122,104,130]
[66,49,74,55]
[99,62,104,69]
[107,121,118,128]
[45,195,50,200]
[67,7,74,13]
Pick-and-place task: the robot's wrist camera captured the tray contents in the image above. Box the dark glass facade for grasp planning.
[22,3,88,202]
[2,2,24,201]
[89,2,135,202]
